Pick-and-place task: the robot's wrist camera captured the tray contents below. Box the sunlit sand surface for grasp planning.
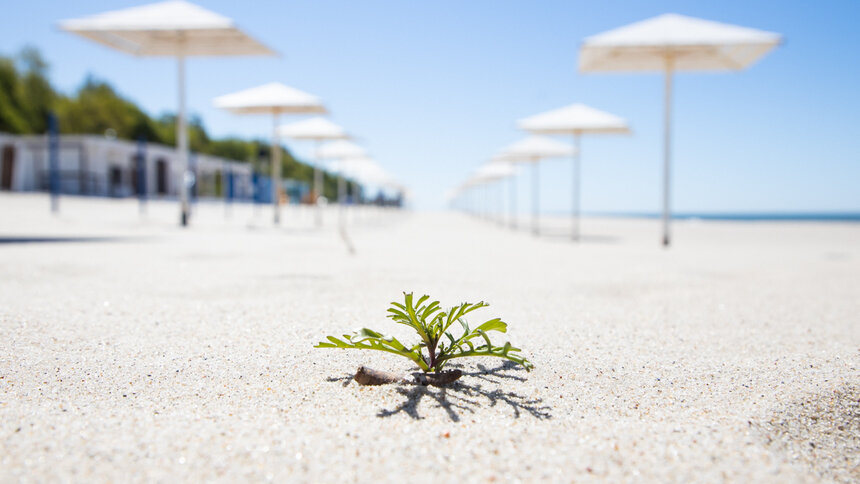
[1,193,858,482]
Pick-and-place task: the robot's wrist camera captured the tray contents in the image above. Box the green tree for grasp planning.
[17,46,55,133]
[0,46,344,193]
[206,137,253,161]
[154,113,210,151]
[0,46,56,134]
[56,75,160,142]
[0,56,30,133]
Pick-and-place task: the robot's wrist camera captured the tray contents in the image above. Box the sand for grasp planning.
[0,193,858,483]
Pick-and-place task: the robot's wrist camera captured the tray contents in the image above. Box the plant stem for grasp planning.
[427,339,437,371]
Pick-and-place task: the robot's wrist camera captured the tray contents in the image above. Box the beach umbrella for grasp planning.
[486,159,520,229]
[451,184,476,214]
[318,142,369,225]
[328,156,375,177]
[519,103,629,241]
[338,157,389,209]
[327,156,389,227]
[474,162,516,182]
[59,0,275,226]
[214,82,326,224]
[458,178,485,216]
[317,140,368,160]
[327,156,370,189]
[444,187,461,208]
[473,162,516,224]
[490,155,522,230]
[495,136,576,235]
[351,160,403,201]
[330,157,396,189]
[279,117,349,227]
[579,13,781,246]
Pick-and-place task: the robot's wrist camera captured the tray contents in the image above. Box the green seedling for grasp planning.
[315,292,534,373]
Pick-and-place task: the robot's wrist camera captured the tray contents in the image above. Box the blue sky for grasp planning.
[2,0,859,212]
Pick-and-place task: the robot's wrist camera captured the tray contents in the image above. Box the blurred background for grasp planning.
[1,0,857,219]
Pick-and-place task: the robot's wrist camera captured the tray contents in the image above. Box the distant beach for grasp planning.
[587,211,860,222]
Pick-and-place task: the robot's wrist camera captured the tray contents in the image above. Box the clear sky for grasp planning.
[2,0,859,212]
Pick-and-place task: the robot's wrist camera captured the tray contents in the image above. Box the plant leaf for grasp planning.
[475,318,507,334]
[314,327,429,371]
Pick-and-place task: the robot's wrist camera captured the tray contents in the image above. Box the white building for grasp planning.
[0,133,255,200]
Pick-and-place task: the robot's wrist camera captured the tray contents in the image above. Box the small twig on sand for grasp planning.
[354,366,406,385]
[339,224,355,255]
[353,366,462,387]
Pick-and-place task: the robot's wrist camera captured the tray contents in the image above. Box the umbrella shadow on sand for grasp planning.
[327,361,552,421]
[537,230,619,244]
[0,236,141,245]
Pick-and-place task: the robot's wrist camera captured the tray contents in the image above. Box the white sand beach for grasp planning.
[0,193,858,482]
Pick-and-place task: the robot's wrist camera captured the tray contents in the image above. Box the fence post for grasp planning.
[137,136,147,214]
[48,113,59,213]
[225,168,233,218]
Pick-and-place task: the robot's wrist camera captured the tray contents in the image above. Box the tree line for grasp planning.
[0,47,342,198]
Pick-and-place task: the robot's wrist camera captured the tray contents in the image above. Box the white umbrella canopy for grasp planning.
[518,103,630,135]
[473,161,516,182]
[278,117,348,139]
[213,82,326,115]
[580,13,781,246]
[518,103,630,241]
[317,140,368,160]
[278,117,349,226]
[579,13,781,72]
[495,136,576,235]
[328,156,377,175]
[448,182,473,207]
[495,135,577,162]
[361,166,396,187]
[57,0,274,57]
[213,83,326,225]
[59,0,276,226]
[331,158,394,186]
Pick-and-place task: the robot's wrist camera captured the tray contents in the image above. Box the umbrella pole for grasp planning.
[490,183,495,223]
[481,184,486,220]
[177,54,190,227]
[509,174,516,230]
[475,186,479,218]
[485,184,489,221]
[572,132,581,242]
[662,58,674,247]
[484,183,489,221]
[498,181,504,226]
[352,180,360,224]
[338,174,345,227]
[272,111,281,225]
[489,183,494,222]
[314,140,322,227]
[470,187,475,217]
[532,159,539,236]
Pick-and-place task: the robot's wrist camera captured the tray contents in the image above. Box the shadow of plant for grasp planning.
[325,374,354,387]
[328,361,552,421]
